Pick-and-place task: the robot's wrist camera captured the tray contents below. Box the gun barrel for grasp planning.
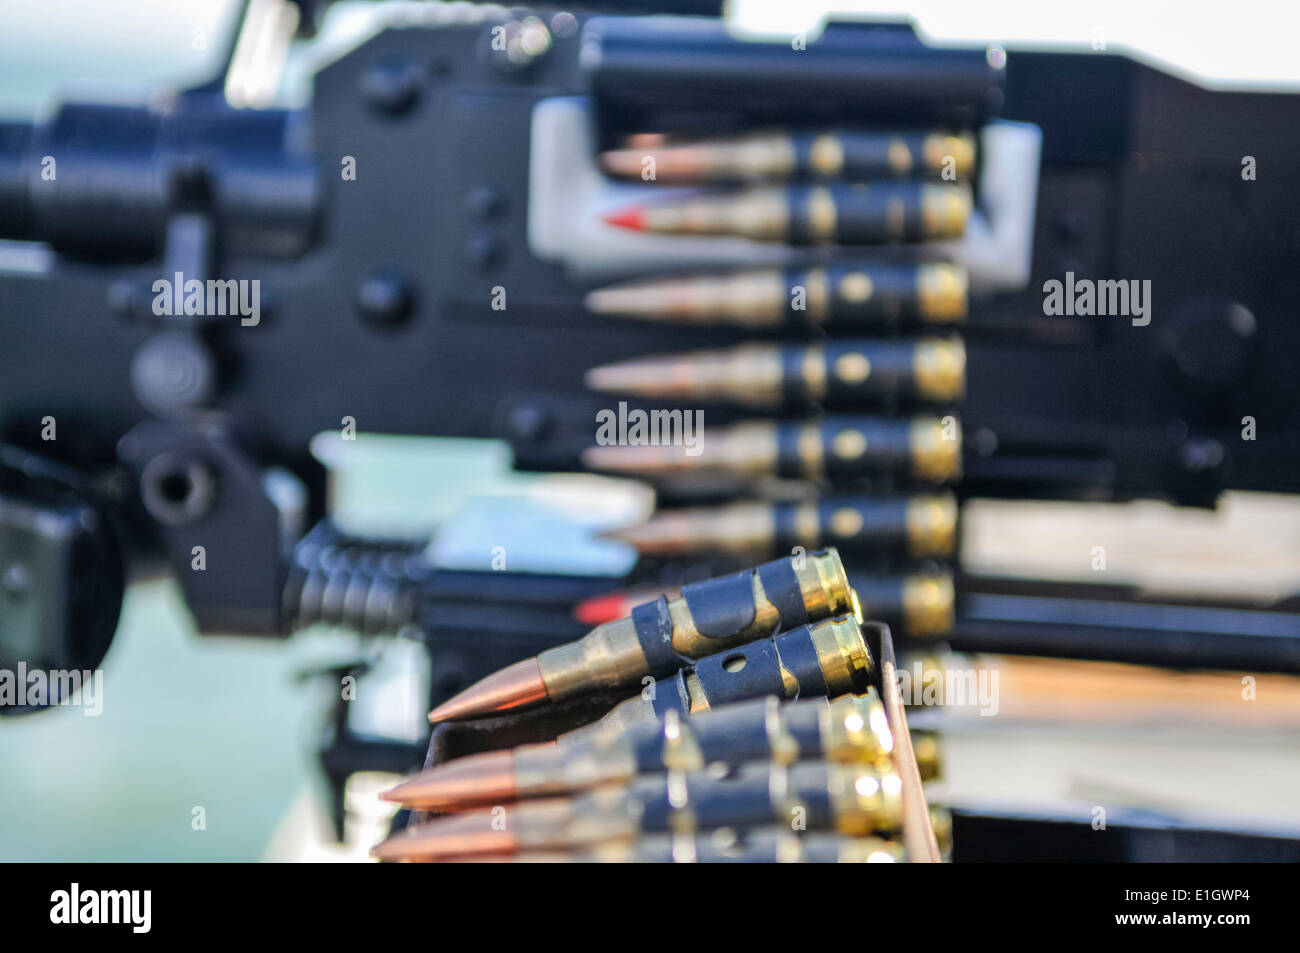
[0,103,320,261]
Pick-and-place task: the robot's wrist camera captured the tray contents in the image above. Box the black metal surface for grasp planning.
[952,594,1300,673]
[3,6,1295,863]
[943,573,1300,674]
[0,13,1295,670]
[0,445,124,701]
[951,808,1300,862]
[587,18,1005,134]
[116,420,289,634]
[0,103,320,262]
[1,17,1296,505]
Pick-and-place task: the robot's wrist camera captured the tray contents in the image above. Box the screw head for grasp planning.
[130,332,217,416]
[464,235,503,269]
[1180,438,1225,473]
[108,280,144,319]
[356,269,414,326]
[2,563,31,598]
[465,187,506,220]
[508,404,552,441]
[360,60,424,115]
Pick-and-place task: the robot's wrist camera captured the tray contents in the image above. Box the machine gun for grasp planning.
[2,0,1299,716]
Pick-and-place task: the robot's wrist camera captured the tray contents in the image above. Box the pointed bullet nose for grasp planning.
[572,590,631,626]
[598,149,644,178]
[381,750,518,811]
[582,289,616,313]
[372,812,517,861]
[582,442,694,477]
[600,205,647,231]
[581,444,648,472]
[584,278,702,323]
[597,514,690,554]
[583,363,624,392]
[427,657,549,722]
[585,355,684,399]
[583,284,654,317]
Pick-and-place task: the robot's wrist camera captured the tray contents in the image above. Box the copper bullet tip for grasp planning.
[582,288,619,314]
[600,205,648,231]
[582,362,623,392]
[581,442,690,475]
[583,284,685,322]
[584,356,686,398]
[622,133,670,149]
[372,812,518,861]
[381,750,518,811]
[598,149,647,178]
[427,657,549,722]
[599,512,693,554]
[600,145,708,181]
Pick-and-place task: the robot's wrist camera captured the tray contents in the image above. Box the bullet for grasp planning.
[372,760,904,860]
[581,415,963,485]
[428,548,854,722]
[912,730,943,783]
[601,129,977,184]
[600,183,971,245]
[571,585,669,627]
[585,338,966,409]
[573,568,957,638]
[604,493,958,559]
[584,262,968,329]
[385,691,893,812]
[930,806,954,857]
[853,568,956,639]
[472,829,907,863]
[568,612,873,741]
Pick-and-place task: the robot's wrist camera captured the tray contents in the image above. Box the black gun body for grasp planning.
[1,24,1295,504]
[1,17,1299,647]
